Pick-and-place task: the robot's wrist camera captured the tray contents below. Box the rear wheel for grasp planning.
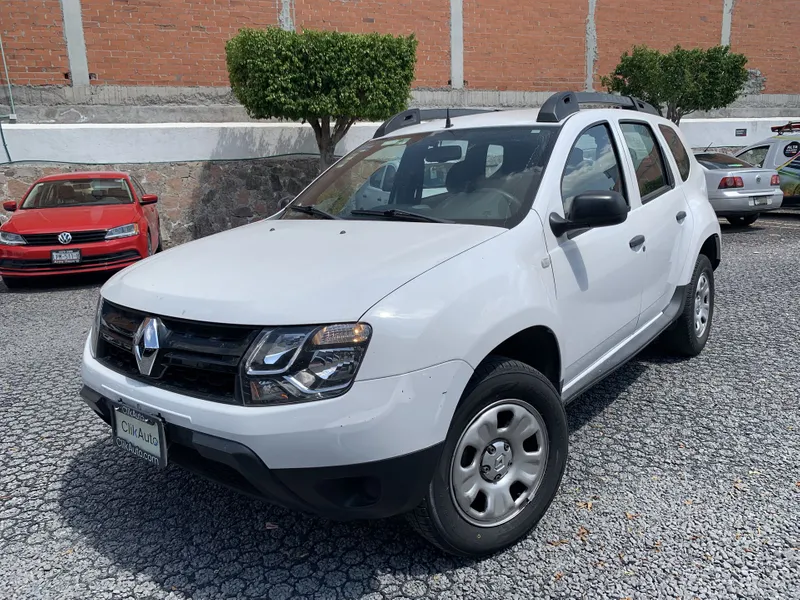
[406,357,568,557]
[660,254,714,357]
[727,214,759,226]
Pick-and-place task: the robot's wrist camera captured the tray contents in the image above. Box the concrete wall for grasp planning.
[0,118,794,167]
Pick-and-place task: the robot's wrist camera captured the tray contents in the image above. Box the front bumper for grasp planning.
[81,386,443,520]
[0,236,144,277]
[708,189,783,216]
[80,338,474,519]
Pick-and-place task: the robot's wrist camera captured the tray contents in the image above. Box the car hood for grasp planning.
[101,219,504,325]
[2,204,138,233]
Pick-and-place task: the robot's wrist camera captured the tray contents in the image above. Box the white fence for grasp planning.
[1,116,797,165]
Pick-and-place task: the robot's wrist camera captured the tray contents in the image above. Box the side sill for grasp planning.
[561,284,686,404]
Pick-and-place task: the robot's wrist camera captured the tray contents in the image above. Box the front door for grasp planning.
[545,121,647,386]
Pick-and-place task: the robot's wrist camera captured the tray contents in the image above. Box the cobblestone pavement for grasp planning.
[1,214,799,600]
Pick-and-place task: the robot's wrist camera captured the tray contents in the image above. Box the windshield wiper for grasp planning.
[287,205,341,220]
[350,208,452,224]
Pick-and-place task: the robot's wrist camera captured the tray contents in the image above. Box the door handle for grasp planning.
[629,235,645,250]
[676,211,687,223]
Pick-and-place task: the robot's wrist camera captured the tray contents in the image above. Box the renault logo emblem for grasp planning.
[58,232,72,244]
[133,317,162,376]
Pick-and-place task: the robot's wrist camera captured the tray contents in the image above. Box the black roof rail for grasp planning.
[536,92,659,123]
[372,108,500,139]
[770,121,800,135]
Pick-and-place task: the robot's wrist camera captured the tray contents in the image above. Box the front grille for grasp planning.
[0,250,140,271]
[23,230,108,246]
[95,301,259,404]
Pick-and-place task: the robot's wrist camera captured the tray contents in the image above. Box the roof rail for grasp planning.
[536,92,659,123]
[372,108,500,139]
[770,121,800,135]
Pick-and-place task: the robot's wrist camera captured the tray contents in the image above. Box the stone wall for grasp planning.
[0,157,320,247]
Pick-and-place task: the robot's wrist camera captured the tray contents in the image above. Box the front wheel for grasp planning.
[405,357,568,557]
[660,254,715,357]
[727,214,759,226]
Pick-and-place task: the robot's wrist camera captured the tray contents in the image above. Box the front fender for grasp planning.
[676,193,722,286]
[357,220,562,382]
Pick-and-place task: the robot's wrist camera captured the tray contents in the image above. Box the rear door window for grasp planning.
[658,125,691,181]
[620,122,672,202]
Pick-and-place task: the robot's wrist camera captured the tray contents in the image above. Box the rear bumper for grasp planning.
[0,236,144,277]
[709,190,783,216]
[80,385,443,520]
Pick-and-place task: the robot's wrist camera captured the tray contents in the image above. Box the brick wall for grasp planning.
[296,0,450,87]
[594,0,723,87]
[1,0,798,94]
[80,0,276,86]
[0,0,69,86]
[730,0,796,94]
[464,0,587,90]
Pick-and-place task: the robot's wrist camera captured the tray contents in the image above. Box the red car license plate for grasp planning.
[51,249,81,264]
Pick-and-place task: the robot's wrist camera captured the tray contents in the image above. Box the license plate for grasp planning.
[753,196,769,206]
[51,249,81,264]
[109,401,167,468]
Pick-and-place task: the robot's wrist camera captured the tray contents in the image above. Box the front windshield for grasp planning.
[21,178,134,209]
[281,125,559,227]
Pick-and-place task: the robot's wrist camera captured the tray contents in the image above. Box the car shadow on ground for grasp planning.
[58,359,649,598]
[0,271,114,293]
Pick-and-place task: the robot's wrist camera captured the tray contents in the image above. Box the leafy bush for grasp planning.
[226,28,418,170]
[601,45,749,124]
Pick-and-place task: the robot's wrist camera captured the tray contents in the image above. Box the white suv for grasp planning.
[80,92,721,557]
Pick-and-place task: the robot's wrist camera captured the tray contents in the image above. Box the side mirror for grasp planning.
[278,195,294,209]
[549,191,628,237]
[2,201,17,212]
[140,194,158,205]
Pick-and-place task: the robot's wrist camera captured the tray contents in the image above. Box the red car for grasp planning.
[0,171,162,288]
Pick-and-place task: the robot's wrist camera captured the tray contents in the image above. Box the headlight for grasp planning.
[89,297,103,358]
[0,231,26,245]
[105,223,139,240]
[242,322,372,405]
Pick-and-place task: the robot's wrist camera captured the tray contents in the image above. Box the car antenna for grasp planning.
[445,107,452,129]
[703,141,713,152]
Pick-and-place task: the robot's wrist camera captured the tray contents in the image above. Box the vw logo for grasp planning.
[58,232,72,245]
[133,316,162,376]
[756,175,762,183]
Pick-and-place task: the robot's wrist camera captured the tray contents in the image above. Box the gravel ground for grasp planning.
[1,214,799,600]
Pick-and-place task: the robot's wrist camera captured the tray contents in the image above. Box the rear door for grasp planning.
[618,120,689,324]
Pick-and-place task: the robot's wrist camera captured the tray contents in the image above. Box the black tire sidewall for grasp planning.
[424,363,568,556]
[687,254,715,352]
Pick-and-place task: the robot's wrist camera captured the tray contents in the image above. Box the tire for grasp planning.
[146,232,153,257]
[406,356,568,557]
[156,220,163,252]
[660,254,714,357]
[727,214,759,226]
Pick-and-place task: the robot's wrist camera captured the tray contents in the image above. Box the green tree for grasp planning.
[226,27,418,170]
[601,45,749,124]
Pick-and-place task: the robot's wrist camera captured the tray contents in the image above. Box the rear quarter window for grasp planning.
[658,125,691,181]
